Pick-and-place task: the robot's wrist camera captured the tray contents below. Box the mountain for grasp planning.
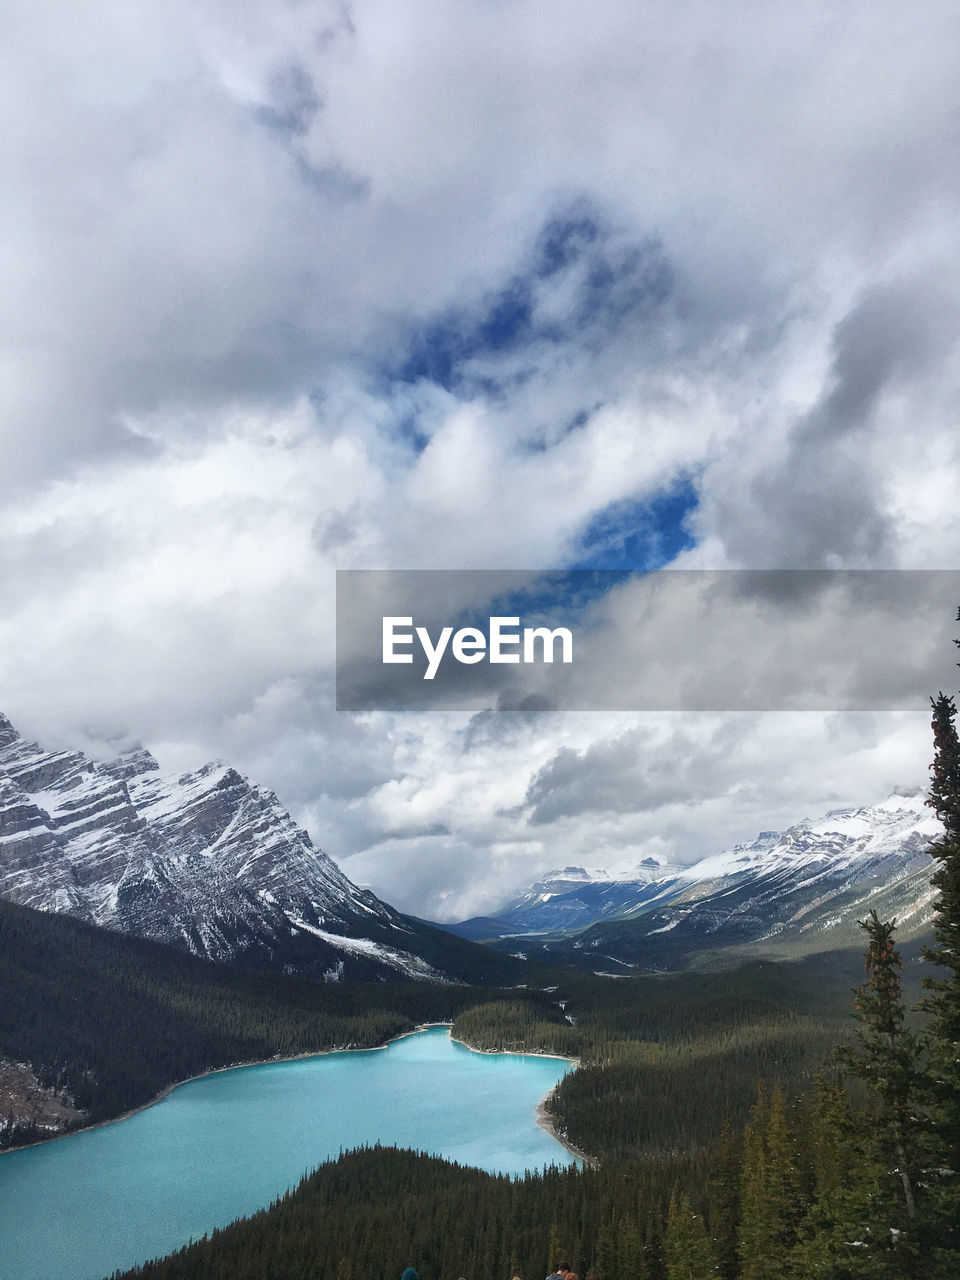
[0,713,522,985]
[437,861,668,941]
[443,793,941,971]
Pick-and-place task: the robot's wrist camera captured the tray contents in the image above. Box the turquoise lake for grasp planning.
[0,1027,576,1280]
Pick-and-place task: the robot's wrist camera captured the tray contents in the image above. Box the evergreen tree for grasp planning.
[789,1074,859,1277]
[664,1189,717,1279]
[548,1221,563,1273]
[736,1085,800,1278]
[736,1085,770,1280]
[788,1071,900,1278]
[618,1217,648,1280]
[763,1086,804,1245]
[922,664,960,1265]
[335,1255,352,1280]
[705,1122,740,1280]
[592,1216,617,1280]
[837,912,921,1223]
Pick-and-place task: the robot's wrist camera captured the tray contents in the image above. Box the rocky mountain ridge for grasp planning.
[444,792,942,970]
[443,860,669,941]
[0,712,515,984]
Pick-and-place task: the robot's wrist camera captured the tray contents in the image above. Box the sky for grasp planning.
[3,0,960,920]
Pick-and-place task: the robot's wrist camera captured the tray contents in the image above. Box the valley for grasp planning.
[443,792,940,972]
[0,707,955,1278]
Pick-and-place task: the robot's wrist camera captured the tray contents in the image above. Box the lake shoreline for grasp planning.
[1,1024,587,1165]
[0,1021,454,1156]
[448,1033,595,1166]
[534,1089,596,1168]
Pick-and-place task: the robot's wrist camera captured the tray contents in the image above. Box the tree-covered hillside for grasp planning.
[452,948,925,1161]
[0,896,495,1149]
[109,919,955,1280]
[109,1145,703,1280]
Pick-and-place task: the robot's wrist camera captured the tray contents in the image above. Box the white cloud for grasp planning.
[3,1,960,918]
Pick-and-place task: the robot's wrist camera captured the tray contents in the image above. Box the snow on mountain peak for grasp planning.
[0,712,436,980]
[678,792,941,885]
[875,788,927,811]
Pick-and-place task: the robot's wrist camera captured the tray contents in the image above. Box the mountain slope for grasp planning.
[443,793,940,971]
[439,863,670,941]
[0,894,496,1149]
[555,792,939,970]
[0,713,522,985]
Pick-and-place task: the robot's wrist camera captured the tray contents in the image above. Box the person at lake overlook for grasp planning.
[557,1263,578,1280]
[400,1267,419,1280]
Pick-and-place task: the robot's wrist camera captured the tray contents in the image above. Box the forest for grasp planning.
[107,905,958,1280]
[10,632,960,1277]
[0,897,492,1149]
[108,669,960,1279]
[449,951,892,1161]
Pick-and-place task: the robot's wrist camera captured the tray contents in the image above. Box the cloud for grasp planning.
[699,270,960,568]
[389,207,673,400]
[334,706,936,920]
[523,727,713,824]
[3,1,960,918]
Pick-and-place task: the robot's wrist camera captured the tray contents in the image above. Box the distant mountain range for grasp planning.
[438,861,668,941]
[439,792,941,972]
[0,713,521,985]
[1,709,941,982]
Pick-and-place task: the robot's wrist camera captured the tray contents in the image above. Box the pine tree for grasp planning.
[737,1085,803,1279]
[618,1217,646,1280]
[837,911,922,1223]
[787,1073,874,1278]
[737,1085,771,1280]
[922,651,960,1265]
[547,1221,563,1275]
[664,1189,717,1280]
[706,1122,740,1280]
[592,1216,617,1280]
[335,1255,352,1280]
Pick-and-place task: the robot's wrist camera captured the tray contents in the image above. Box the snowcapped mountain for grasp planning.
[4,705,939,980]
[675,791,938,893]
[444,792,942,969]
[441,861,668,941]
[0,712,517,984]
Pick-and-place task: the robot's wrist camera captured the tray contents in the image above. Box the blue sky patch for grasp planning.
[415,479,698,629]
[391,204,672,395]
[534,211,602,278]
[574,477,699,571]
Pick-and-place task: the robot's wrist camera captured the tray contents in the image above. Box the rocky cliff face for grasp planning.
[0,712,442,981]
[0,1058,86,1146]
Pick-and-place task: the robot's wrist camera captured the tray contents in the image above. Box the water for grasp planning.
[0,1027,575,1280]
